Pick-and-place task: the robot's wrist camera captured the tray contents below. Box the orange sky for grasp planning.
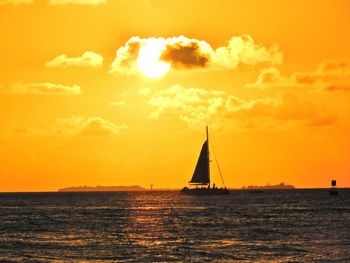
[1,0,350,192]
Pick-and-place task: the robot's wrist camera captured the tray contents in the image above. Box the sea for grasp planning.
[0,189,349,262]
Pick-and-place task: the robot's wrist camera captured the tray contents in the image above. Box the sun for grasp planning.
[137,39,171,78]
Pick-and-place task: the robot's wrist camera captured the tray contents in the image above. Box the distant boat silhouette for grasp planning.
[181,126,229,195]
[329,179,338,196]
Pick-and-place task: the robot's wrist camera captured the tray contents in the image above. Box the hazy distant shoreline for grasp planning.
[58,185,146,192]
[241,182,295,190]
[2,187,350,193]
[57,183,295,192]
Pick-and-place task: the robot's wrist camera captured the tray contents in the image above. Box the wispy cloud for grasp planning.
[49,0,107,5]
[159,36,213,69]
[146,84,336,130]
[6,116,127,137]
[46,51,103,68]
[2,82,81,95]
[110,35,283,75]
[213,35,282,68]
[52,116,127,136]
[247,60,350,92]
[0,0,33,6]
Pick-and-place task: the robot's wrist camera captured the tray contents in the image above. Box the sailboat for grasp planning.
[181,126,229,195]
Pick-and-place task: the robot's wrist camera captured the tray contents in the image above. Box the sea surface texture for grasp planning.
[0,189,349,262]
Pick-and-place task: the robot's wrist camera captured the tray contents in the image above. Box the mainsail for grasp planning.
[181,126,229,195]
[189,140,210,185]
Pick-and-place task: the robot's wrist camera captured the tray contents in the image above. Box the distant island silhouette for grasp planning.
[242,182,295,190]
[58,185,145,192]
[57,183,295,192]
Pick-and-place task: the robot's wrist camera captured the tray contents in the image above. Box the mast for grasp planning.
[189,126,211,185]
[206,125,210,186]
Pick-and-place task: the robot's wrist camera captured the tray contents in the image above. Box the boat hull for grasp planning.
[180,187,230,196]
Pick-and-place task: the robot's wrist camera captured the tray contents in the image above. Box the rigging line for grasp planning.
[209,138,226,188]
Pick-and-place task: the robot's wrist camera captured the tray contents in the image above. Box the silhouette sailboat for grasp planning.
[181,126,229,195]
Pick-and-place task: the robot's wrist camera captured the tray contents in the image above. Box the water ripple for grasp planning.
[0,189,349,262]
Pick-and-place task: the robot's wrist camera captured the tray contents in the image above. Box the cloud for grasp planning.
[226,93,337,127]
[322,84,350,92]
[213,35,283,68]
[4,117,127,138]
[3,82,81,95]
[110,35,282,75]
[246,67,288,88]
[148,84,210,121]
[53,116,128,136]
[49,0,107,5]
[317,60,350,74]
[45,51,103,68]
[6,124,45,137]
[271,93,337,126]
[248,60,350,92]
[147,84,336,129]
[110,36,143,75]
[159,36,213,69]
[0,0,33,5]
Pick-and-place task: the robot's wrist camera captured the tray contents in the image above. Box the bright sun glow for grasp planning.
[137,40,171,78]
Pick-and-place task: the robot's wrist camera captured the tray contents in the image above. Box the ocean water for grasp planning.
[0,189,349,262]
